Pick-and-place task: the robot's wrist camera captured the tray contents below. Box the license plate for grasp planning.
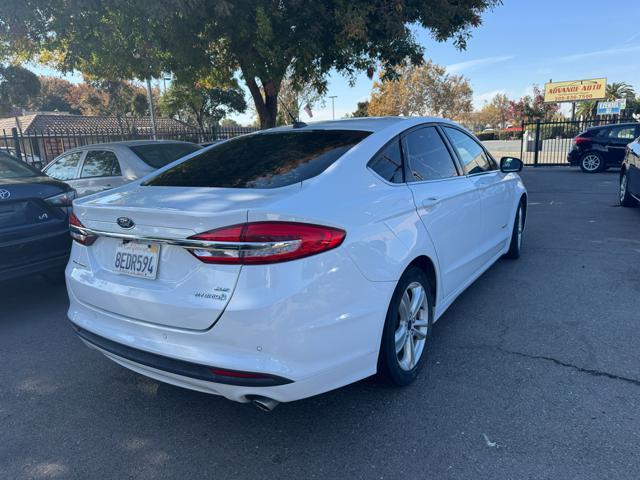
[114,241,160,279]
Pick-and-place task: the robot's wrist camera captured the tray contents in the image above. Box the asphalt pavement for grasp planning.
[2,167,640,479]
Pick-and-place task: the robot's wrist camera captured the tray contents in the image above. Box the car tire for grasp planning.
[378,266,434,386]
[504,201,524,259]
[580,152,605,173]
[620,171,637,207]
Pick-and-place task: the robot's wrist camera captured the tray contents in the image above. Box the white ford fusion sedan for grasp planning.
[66,117,527,410]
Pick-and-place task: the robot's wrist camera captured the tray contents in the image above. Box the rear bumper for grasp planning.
[0,252,69,282]
[66,245,395,403]
[73,324,292,387]
[0,225,71,281]
[567,149,580,165]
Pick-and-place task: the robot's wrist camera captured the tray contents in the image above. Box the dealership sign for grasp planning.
[544,78,607,103]
[597,99,626,115]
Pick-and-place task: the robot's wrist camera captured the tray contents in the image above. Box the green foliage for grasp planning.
[220,118,240,128]
[351,101,369,118]
[276,75,324,125]
[0,65,40,114]
[158,79,246,132]
[0,0,500,128]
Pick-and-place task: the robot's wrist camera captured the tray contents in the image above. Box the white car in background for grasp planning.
[66,117,527,411]
[43,140,201,197]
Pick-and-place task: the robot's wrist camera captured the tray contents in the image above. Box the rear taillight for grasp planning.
[69,212,97,246]
[574,136,590,146]
[187,221,346,265]
[45,189,76,207]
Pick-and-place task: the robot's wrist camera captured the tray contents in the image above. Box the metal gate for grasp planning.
[519,117,636,166]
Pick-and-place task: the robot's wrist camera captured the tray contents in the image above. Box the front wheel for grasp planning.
[580,152,605,173]
[378,266,434,386]
[504,202,524,259]
[620,171,637,207]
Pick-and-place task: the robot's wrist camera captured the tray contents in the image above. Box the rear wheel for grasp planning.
[580,152,605,173]
[620,171,637,207]
[378,266,433,386]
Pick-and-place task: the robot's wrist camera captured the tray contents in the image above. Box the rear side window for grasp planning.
[443,127,495,175]
[607,125,636,140]
[130,143,201,169]
[368,138,404,183]
[81,151,122,178]
[46,151,83,180]
[146,130,371,189]
[0,152,38,178]
[403,127,458,181]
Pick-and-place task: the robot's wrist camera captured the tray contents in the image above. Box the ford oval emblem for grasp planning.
[0,189,10,200]
[117,217,135,229]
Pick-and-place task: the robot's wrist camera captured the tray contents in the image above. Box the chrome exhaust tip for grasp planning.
[249,396,280,412]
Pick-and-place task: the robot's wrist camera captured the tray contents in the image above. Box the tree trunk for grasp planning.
[243,71,279,129]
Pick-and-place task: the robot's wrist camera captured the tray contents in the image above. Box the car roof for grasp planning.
[64,140,197,150]
[587,122,638,130]
[266,116,457,133]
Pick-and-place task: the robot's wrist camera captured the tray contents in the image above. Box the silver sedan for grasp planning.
[42,140,202,197]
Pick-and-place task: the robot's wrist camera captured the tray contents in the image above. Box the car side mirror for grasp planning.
[500,156,523,173]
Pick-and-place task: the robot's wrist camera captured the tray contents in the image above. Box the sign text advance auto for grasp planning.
[544,78,607,103]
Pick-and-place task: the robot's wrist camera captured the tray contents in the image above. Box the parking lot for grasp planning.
[2,167,640,479]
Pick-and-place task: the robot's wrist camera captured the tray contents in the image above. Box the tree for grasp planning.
[276,74,324,125]
[27,76,76,112]
[0,0,500,128]
[351,101,370,117]
[220,118,240,128]
[63,80,152,131]
[472,92,512,131]
[606,82,635,100]
[158,77,246,133]
[0,65,40,115]
[508,85,559,122]
[367,62,473,120]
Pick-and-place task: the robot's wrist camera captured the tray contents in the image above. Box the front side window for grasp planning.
[130,143,201,169]
[403,126,458,182]
[368,138,404,183]
[81,151,122,178]
[45,151,83,181]
[145,130,371,189]
[443,127,495,175]
[0,152,38,178]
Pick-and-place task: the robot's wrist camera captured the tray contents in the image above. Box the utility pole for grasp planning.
[146,77,158,140]
[329,95,337,120]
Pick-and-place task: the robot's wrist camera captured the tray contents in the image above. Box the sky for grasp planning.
[31,0,640,125]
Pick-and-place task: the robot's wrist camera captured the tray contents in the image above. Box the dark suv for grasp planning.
[567,123,640,173]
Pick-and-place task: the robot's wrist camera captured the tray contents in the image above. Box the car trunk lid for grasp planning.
[71,184,299,330]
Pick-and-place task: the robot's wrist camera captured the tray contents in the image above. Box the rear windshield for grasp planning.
[129,143,201,169]
[144,130,371,189]
[0,152,38,178]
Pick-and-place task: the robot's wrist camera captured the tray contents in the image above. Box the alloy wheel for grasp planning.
[394,282,429,371]
[582,154,601,172]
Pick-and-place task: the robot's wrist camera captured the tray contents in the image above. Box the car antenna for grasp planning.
[280,102,307,129]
